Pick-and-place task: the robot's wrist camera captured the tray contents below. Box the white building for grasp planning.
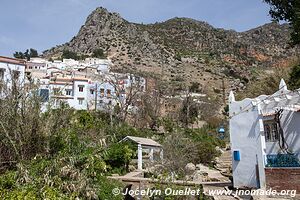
[91,74,146,111]
[0,56,26,89]
[229,79,300,191]
[44,77,90,110]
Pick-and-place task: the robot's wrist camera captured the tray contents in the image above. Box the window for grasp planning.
[39,89,49,102]
[100,88,104,97]
[66,89,72,96]
[107,89,111,98]
[90,89,94,95]
[78,98,84,105]
[263,120,279,142]
[0,68,5,81]
[78,85,84,92]
[53,88,60,95]
[12,70,20,80]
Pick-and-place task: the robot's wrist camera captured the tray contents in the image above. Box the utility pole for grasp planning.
[94,83,98,110]
[186,87,190,128]
[222,77,226,104]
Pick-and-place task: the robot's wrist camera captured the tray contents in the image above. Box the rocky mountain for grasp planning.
[44,7,299,97]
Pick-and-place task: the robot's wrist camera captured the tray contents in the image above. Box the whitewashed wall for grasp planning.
[0,61,25,87]
[229,96,265,188]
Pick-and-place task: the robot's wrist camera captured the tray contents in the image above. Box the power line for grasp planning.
[229,87,300,119]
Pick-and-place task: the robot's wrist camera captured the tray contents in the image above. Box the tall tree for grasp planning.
[13,52,25,59]
[13,48,38,60]
[264,0,300,45]
[29,48,38,58]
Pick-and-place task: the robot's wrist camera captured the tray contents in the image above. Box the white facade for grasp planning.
[229,79,300,189]
[46,78,90,110]
[17,56,146,112]
[0,56,26,88]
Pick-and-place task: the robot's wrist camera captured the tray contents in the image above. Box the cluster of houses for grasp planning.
[0,56,146,111]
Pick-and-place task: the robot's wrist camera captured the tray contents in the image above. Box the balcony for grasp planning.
[266,153,300,167]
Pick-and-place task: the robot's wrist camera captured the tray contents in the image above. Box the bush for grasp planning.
[163,125,224,173]
[92,48,106,59]
[0,143,123,199]
[104,143,134,174]
[62,50,79,60]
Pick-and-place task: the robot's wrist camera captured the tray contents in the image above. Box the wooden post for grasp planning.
[94,83,98,110]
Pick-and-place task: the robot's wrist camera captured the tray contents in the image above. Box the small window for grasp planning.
[107,89,111,97]
[39,89,49,102]
[90,89,94,95]
[12,70,20,80]
[264,120,279,142]
[66,89,72,96]
[0,68,5,81]
[100,88,104,97]
[53,88,60,95]
[78,85,84,92]
[78,98,84,105]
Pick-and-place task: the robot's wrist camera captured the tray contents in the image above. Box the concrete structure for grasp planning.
[229,79,300,190]
[121,136,163,170]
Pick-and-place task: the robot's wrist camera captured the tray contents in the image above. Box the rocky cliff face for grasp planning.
[44,7,299,97]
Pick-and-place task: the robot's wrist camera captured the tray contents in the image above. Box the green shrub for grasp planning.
[0,171,16,189]
[61,50,79,60]
[92,48,106,59]
[104,143,134,174]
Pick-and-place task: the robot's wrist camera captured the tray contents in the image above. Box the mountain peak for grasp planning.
[84,7,125,28]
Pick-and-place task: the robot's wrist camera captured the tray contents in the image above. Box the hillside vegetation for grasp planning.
[0,82,224,199]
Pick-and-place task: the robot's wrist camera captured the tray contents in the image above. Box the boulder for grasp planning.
[185,163,196,172]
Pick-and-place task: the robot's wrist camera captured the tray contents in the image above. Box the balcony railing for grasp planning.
[266,153,300,167]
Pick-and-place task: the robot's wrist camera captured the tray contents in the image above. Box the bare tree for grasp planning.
[162,131,198,173]
[105,73,145,123]
[0,71,45,167]
[136,80,163,130]
[179,88,200,128]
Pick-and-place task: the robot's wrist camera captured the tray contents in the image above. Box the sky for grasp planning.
[0,0,272,57]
